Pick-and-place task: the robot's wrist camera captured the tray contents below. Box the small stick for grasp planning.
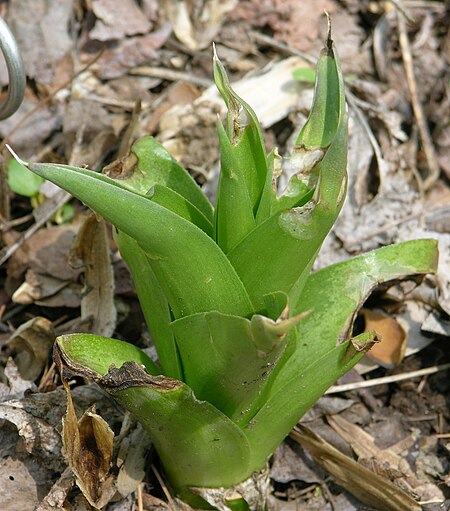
[325,362,450,394]
[130,65,212,88]
[151,464,174,506]
[397,12,440,191]
[137,483,144,511]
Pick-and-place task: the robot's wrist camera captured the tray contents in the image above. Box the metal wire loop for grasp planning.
[0,16,25,120]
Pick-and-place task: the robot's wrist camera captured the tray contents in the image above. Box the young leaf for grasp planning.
[7,157,44,197]
[227,36,347,311]
[213,47,270,250]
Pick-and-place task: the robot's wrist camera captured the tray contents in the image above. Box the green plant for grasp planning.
[11,34,438,509]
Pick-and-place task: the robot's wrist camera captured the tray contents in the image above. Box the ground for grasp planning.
[0,1,449,510]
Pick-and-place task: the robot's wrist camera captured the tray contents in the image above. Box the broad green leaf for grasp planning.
[55,336,252,494]
[213,47,270,248]
[243,239,439,469]
[55,333,159,376]
[244,338,372,472]
[227,39,347,311]
[104,136,213,223]
[114,230,183,379]
[7,157,44,197]
[171,310,301,425]
[22,160,255,319]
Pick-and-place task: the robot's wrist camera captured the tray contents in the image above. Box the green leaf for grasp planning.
[227,39,347,311]
[243,239,439,469]
[22,160,255,319]
[148,184,213,237]
[104,136,214,223]
[114,230,183,379]
[55,336,252,493]
[213,47,270,248]
[215,121,256,252]
[171,310,301,425]
[7,157,44,197]
[55,333,159,376]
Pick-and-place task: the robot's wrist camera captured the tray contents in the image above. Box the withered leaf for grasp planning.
[8,317,55,381]
[291,426,422,511]
[70,214,117,338]
[89,0,152,41]
[62,379,115,508]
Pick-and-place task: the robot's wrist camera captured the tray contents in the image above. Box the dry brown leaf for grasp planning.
[159,0,236,50]
[88,24,172,79]
[291,426,422,511]
[7,317,55,381]
[8,0,73,85]
[70,214,117,337]
[363,308,408,367]
[89,0,152,41]
[62,379,115,508]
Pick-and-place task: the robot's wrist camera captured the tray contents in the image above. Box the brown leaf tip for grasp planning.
[100,361,181,392]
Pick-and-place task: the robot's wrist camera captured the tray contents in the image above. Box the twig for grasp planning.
[387,0,416,23]
[137,483,144,511]
[130,65,212,88]
[151,464,175,506]
[325,363,450,394]
[249,30,316,65]
[397,12,440,191]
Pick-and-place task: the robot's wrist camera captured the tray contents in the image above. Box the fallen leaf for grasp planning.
[7,317,55,381]
[291,426,422,511]
[8,0,73,85]
[159,0,236,50]
[35,468,74,511]
[363,308,407,367]
[84,24,172,79]
[61,378,115,508]
[89,0,152,41]
[70,214,117,337]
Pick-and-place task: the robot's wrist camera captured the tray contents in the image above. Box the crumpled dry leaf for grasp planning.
[84,23,172,79]
[70,214,117,337]
[7,225,82,308]
[0,96,62,154]
[62,99,117,168]
[35,468,74,511]
[1,357,36,399]
[291,426,422,511]
[62,379,115,508]
[89,0,152,41]
[270,440,322,484]
[327,414,445,504]
[159,0,236,50]
[7,0,74,85]
[7,317,55,381]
